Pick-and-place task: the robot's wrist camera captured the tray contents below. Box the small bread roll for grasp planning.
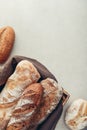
[65,99,87,130]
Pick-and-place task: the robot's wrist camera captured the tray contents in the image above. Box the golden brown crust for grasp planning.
[0,60,40,130]
[7,83,43,130]
[6,78,63,130]
[29,78,63,127]
[0,26,15,63]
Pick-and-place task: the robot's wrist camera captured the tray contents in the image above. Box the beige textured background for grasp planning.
[0,0,87,129]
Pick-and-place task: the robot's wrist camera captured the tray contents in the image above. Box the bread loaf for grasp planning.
[65,99,87,130]
[29,78,63,127]
[7,83,43,130]
[0,60,40,130]
[6,78,63,130]
[0,26,15,63]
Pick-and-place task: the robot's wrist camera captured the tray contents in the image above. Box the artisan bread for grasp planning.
[65,99,87,130]
[0,60,40,130]
[0,26,15,63]
[29,78,63,127]
[7,78,63,130]
[7,83,43,130]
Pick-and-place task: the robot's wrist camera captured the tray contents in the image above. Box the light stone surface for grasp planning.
[0,0,87,129]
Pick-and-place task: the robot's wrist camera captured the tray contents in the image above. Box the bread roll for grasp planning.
[30,78,63,127]
[65,99,87,130]
[7,83,43,130]
[0,60,40,130]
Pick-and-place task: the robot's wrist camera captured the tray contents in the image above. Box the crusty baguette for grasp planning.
[7,83,43,130]
[0,60,40,130]
[29,78,63,128]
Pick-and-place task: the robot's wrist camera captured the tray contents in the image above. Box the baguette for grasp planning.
[7,83,43,130]
[29,78,63,128]
[0,60,40,130]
